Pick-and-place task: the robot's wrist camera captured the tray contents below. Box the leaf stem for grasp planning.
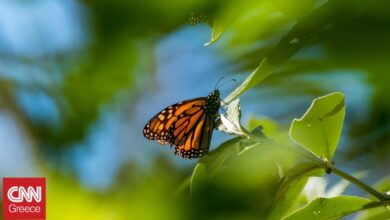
[330,165,390,201]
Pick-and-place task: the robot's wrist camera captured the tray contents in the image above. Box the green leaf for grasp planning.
[237,142,261,156]
[224,58,275,104]
[270,177,309,220]
[204,18,227,46]
[199,137,242,175]
[284,196,372,220]
[289,92,345,159]
[273,0,315,19]
[190,163,207,195]
[217,141,289,190]
[267,162,322,220]
[189,137,243,195]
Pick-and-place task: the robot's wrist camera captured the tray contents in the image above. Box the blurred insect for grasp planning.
[188,12,209,25]
[143,89,221,159]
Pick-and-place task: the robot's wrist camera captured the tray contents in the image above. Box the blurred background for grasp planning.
[0,0,389,219]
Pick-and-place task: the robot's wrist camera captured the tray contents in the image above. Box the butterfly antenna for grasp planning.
[216,78,236,90]
[214,76,226,90]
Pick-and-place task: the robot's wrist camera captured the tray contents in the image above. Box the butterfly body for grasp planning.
[143,90,220,159]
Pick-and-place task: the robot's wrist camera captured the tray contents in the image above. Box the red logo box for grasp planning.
[2,178,46,220]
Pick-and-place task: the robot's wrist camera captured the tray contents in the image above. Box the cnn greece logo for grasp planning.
[2,177,46,220]
[8,186,42,203]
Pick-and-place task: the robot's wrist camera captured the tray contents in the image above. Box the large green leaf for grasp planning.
[289,92,345,159]
[199,137,242,175]
[190,163,207,195]
[189,137,242,195]
[284,196,372,220]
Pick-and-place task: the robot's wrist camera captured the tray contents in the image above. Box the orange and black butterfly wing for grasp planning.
[143,90,220,159]
[173,113,215,159]
[143,98,207,145]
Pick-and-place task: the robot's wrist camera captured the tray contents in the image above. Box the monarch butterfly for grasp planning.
[143,90,221,159]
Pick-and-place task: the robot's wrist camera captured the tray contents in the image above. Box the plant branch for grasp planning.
[330,165,390,201]
[361,198,390,210]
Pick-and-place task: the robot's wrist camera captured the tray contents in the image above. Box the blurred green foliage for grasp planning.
[2,0,388,157]
[210,0,390,160]
[46,158,187,220]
